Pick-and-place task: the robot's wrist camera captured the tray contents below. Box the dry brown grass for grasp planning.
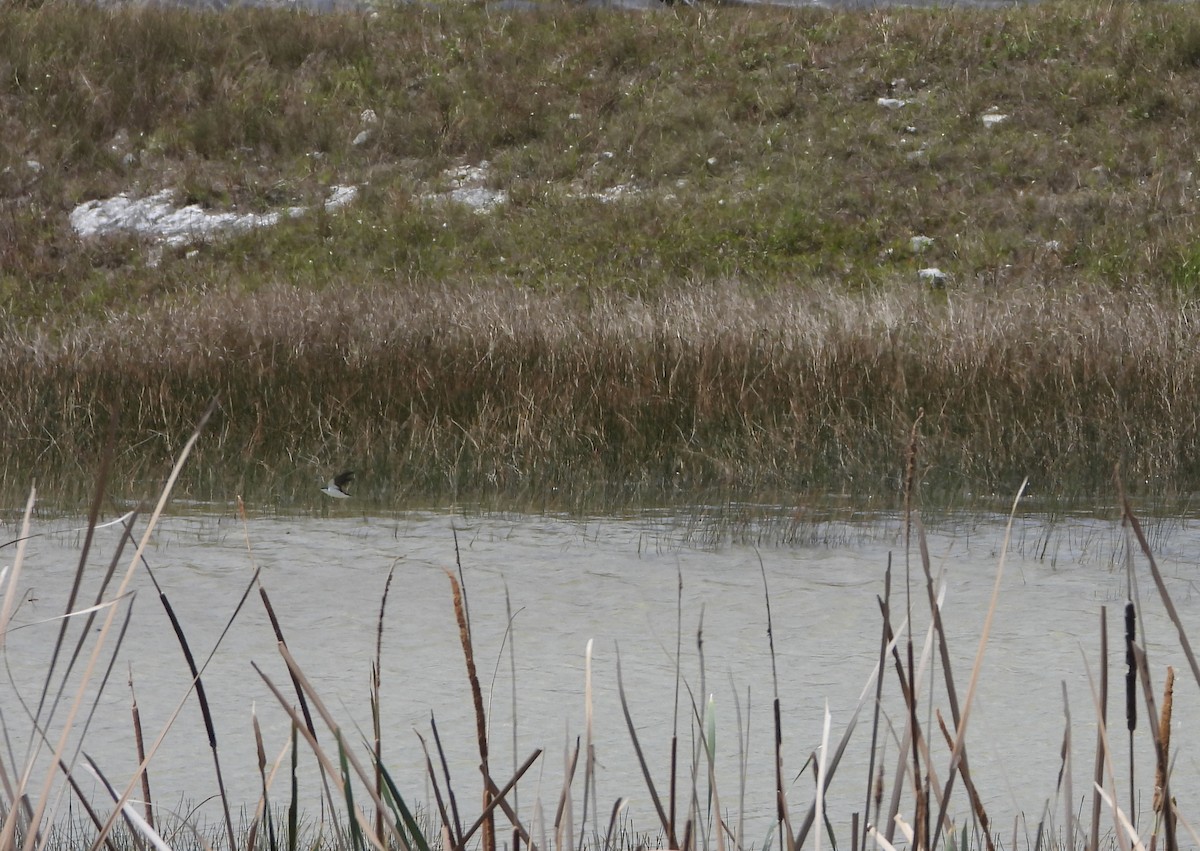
[0,281,1197,508]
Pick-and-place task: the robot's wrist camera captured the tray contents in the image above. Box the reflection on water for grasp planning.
[3,508,1199,844]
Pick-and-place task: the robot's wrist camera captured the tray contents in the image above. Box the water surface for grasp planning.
[3,507,1197,845]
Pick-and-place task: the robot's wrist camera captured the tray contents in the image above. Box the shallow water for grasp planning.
[3,507,1198,846]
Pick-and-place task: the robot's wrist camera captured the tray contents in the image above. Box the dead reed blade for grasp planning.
[602,798,627,851]
[430,712,467,844]
[1153,668,1174,820]
[20,508,135,743]
[813,706,830,851]
[0,486,35,656]
[504,584,521,822]
[1080,648,1133,851]
[918,514,983,849]
[446,569,494,851]
[416,728,459,846]
[81,754,170,851]
[12,662,134,851]
[934,710,991,851]
[254,650,411,851]
[144,578,237,851]
[756,555,794,851]
[889,417,924,850]
[579,639,596,851]
[671,566,683,847]
[244,502,337,824]
[882,585,937,849]
[729,675,747,851]
[254,664,390,851]
[257,586,318,737]
[930,478,1028,848]
[485,774,536,850]
[801,564,902,849]
[554,735,580,851]
[374,754,434,851]
[374,563,398,848]
[615,648,676,849]
[248,707,272,851]
[459,749,543,850]
[1131,645,1176,851]
[798,582,910,851]
[1120,495,1200,689]
[1094,783,1144,851]
[1060,682,1074,851]
[881,600,915,848]
[861,557,891,851]
[1089,605,1108,851]
[691,690,725,851]
[127,671,154,832]
[1125,599,1137,815]
[793,691,883,850]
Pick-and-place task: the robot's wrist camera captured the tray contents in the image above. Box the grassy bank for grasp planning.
[4,0,1200,509]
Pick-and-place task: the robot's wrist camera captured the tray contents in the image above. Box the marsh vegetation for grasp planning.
[5,1,1200,508]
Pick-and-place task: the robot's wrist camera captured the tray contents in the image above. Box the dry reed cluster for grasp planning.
[0,283,1198,508]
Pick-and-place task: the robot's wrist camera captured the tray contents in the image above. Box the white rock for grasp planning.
[918,267,948,284]
[360,108,378,125]
[593,183,638,203]
[982,112,1009,128]
[325,185,358,210]
[910,235,934,253]
[446,161,492,185]
[449,186,508,212]
[70,190,282,247]
[422,162,508,213]
[877,97,908,109]
[352,130,372,146]
[69,184,360,247]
